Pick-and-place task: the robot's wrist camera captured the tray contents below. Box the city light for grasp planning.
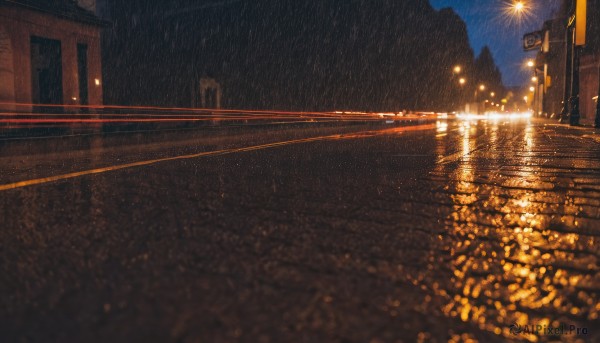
[479,84,486,91]
[527,60,535,67]
[459,78,466,85]
[531,76,538,82]
[490,92,496,98]
[500,0,535,26]
[514,1,524,11]
[529,86,535,92]
[453,65,462,74]
[456,111,532,121]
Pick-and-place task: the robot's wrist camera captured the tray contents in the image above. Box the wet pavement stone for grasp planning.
[0,119,599,342]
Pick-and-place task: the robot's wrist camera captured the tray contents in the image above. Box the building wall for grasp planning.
[579,0,600,124]
[543,18,567,118]
[0,24,16,110]
[0,5,103,110]
[580,54,599,124]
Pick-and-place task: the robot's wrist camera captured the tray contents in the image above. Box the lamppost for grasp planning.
[475,84,485,99]
[474,84,486,114]
[452,65,466,111]
[559,9,574,123]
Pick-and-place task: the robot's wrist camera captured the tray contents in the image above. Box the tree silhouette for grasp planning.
[102,0,500,112]
[474,46,505,98]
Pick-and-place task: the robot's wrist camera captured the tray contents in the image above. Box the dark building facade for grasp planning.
[576,0,600,124]
[535,18,567,118]
[536,0,600,124]
[0,0,105,111]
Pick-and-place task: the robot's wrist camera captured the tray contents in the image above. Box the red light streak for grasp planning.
[0,102,439,127]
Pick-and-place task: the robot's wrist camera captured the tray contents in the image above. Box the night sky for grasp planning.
[430,0,562,86]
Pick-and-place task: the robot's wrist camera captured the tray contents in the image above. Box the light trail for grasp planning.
[0,112,384,120]
[455,111,532,121]
[0,117,414,126]
[0,123,435,192]
[0,107,436,127]
[0,102,376,117]
[0,102,438,119]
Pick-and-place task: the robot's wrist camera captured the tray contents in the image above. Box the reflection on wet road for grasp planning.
[423,120,600,342]
[0,119,599,342]
[0,124,435,191]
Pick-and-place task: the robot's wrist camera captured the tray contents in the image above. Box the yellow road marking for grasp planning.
[0,124,436,191]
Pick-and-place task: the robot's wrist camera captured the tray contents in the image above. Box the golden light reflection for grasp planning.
[0,124,437,191]
[421,121,599,342]
[436,120,448,133]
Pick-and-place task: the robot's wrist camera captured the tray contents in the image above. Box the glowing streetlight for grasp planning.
[453,65,462,74]
[459,78,466,85]
[527,59,535,68]
[529,86,535,92]
[490,92,496,98]
[479,84,486,91]
[531,76,538,83]
[514,1,524,12]
[524,96,529,102]
[501,0,534,26]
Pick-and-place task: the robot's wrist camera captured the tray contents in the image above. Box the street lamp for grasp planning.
[506,1,529,19]
[559,7,573,123]
[472,84,486,114]
[531,76,538,83]
[514,1,525,11]
[526,59,535,68]
[453,70,467,112]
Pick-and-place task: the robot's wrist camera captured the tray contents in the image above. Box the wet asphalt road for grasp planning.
[0,119,599,343]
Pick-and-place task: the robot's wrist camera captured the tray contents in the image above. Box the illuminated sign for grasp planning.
[523,31,543,51]
[575,0,587,46]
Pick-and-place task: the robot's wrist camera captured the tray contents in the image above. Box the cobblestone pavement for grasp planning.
[0,119,599,342]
